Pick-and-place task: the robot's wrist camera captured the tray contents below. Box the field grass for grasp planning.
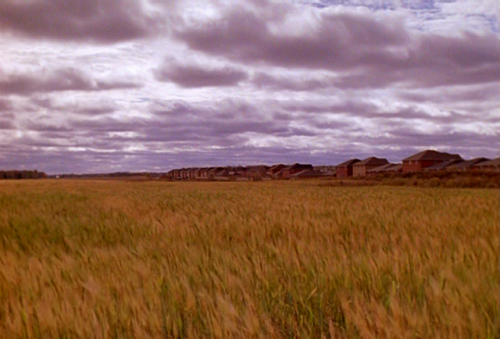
[0,180,498,338]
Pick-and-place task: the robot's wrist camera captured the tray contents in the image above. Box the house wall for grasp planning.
[336,166,353,178]
[353,165,364,177]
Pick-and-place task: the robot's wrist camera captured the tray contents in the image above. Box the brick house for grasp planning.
[366,163,396,176]
[447,158,489,171]
[268,164,286,178]
[170,169,181,180]
[402,150,462,172]
[237,166,248,177]
[290,169,322,179]
[193,168,202,179]
[279,163,314,179]
[208,167,223,179]
[166,169,176,180]
[471,157,500,171]
[353,157,389,177]
[424,159,463,171]
[336,159,360,178]
[247,165,270,180]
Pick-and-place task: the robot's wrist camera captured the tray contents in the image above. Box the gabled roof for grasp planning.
[403,150,462,161]
[268,164,286,173]
[448,158,490,169]
[472,157,500,168]
[354,157,389,166]
[367,163,394,173]
[385,164,402,172]
[337,159,360,167]
[290,169,322,177]
[424,159,462,171]
[283,163,313,170]
[247,165,270,171]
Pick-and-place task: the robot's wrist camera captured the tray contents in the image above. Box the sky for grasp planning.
[0,0,498,174]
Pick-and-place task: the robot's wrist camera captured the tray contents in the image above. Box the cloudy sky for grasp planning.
[0,0,498,174]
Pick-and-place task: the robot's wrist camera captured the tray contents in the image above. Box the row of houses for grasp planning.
[166,150,499,181]
[336,150,500,178]
[165,163,323,180]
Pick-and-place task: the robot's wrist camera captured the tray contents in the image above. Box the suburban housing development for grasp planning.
[166,149,500,180]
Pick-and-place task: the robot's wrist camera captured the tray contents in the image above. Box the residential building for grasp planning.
[402,150,462,172]
[336,159,360,178]
[353,157,389,177]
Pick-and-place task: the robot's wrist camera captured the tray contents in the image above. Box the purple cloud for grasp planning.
[0,68,140,95]
[155,62,248,88]
[176,8,500,88]
[0,0,171,43]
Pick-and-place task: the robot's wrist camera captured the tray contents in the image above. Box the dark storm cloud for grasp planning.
[176,7,500,88]
[0,68,141,95]
[155,62,248,88]
[0,0,171,43]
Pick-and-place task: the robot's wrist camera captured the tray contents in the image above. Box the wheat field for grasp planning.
[0,179,498,338]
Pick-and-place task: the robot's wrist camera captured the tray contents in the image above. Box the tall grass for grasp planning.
[0,180,498,338]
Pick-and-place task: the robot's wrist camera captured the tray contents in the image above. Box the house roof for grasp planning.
[268,164,286,173]
[285,163,313,170]
[354,157,389,166]
[337,159,360,167]
[247,165,269,171]
[290,169,323,177]
[403,150,462,161]
[447,158,490,169]
[472,157,500,168]
[367,163,394,173]
[385,164,402,172]
[424,159,463,171]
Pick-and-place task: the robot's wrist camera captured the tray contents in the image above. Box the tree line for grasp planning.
[0,170,47,179]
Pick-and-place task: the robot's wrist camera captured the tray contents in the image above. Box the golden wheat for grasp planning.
[0,179,498,338]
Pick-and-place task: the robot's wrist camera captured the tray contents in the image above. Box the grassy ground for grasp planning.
[0,180,498,338]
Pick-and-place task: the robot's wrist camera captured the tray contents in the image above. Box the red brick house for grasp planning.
[424,159,463,171]
[199,168,210,179]
[268,164,286,178]
[366,163,396,176]
[471,157,500,171]
[447,158,489,171]
[402,150,462,172]
[166,169,176,180]
[279,163,314,179]
[367,163,402,176]
[193,168,202,179]
[336,159,360,178]
[353,157,389,177]
[232,166,248,178]
[247,165,270,179]
[208,167,223,179]
[290,169,322,179]
[170,169,181,180]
